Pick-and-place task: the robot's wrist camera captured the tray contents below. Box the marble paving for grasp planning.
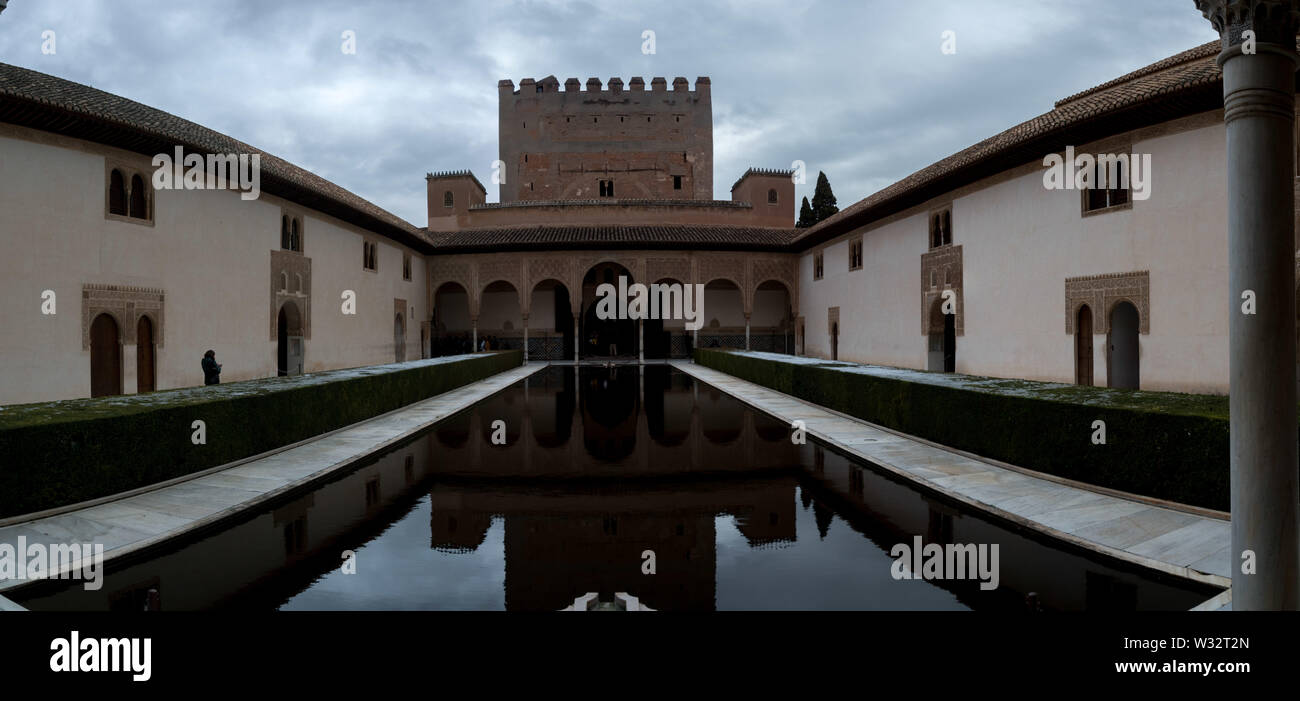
[672,360,1231,589]
[0,363,545,594]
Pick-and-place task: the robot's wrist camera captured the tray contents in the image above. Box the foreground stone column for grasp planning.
[522,314,529,362]
[744,313,751,351]
[638,320,644,363]
[1197,0,1300,610]
[573,313,580,362]
[471,317,478,354]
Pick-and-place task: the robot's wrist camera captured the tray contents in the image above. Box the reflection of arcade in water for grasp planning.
[429,365,801,611]
[429,365,800,478]
[430,480,796,611]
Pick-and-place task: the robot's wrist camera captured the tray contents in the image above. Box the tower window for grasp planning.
[673,175,682,190]
[767,188,778,204]
[443,191,454,208]
[599,180,615,197]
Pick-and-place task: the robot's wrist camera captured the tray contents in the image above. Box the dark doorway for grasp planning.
[137,315,156,392]
[395,312,406,362]
[278,301,304,376]
[90,313,122,397]
[830,322,838,360]
[943,313,956,373]
[580,262,637,359]
[1107,301,1139,389]
[1075,304,1093,386]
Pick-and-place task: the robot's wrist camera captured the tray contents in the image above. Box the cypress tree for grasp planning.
[797,196,815,228]
[810,171,838,223]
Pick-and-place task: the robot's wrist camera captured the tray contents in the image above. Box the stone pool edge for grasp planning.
[0,362,548,596]
[671,360,1232,593]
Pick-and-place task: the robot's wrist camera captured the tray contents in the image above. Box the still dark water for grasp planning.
[13,366,1219,611]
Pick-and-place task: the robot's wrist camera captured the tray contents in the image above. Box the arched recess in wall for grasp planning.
[433,281,471,355]
[927,296,955,373]
[1107,301,1140,389]
[580,261,637,359]
[89,312,122,397]
[137,315,156,393]
[1075,304,1093,386]
[277,299,304,376]
[480,280,522,351]
[699,278,744,350]
[752,279,794,354]
[529,278,573,361]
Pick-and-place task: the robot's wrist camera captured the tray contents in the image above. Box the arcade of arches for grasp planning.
[428,252,798,360]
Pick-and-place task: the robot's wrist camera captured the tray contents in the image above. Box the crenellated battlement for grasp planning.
[499,75,711,97]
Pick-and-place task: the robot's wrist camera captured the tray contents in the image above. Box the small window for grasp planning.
[403,253,412,281]
[109,169,127,216]
[767,188,778,204]
[929,208,952,248]
[294,273,303,293]
[363,241,377,271]
[129,174,148,219]
[524,154,528,163]
[599,180,614,197]
[673,175,682,190]
[443,191,454,208]
[813,252,824,281]
[290,218,301,252]
[281,215,290,249]
[1083,158,1131,213]
[849,239,863,271]
[280,271,289,292]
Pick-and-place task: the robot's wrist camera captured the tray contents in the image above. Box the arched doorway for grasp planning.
[480,280,523,351]
[642,277,688,359]
[394,312,406,362]
[752,280,794,354]
[433,282,471,355]
[1075,304,1093,386]
[580,262,637,359]
[137,315,156,392]
[699,279,745,350]
[89,313,122,397]
[529,279,574,360]
[277,300,304,376]
[927,297,955,373]
[1107,301,1139,389]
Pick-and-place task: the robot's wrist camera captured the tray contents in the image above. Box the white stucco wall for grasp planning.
[0,127,428,405]
[799,114,1232,393]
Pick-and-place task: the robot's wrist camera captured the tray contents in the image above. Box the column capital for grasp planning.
[1195,0,1300,52]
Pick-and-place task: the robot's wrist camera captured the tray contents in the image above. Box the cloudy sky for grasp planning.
[0,0,1217,226]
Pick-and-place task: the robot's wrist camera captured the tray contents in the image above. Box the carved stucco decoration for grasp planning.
[920,245,963,336]
[1064,271,1150,335]
[82,283,165,349]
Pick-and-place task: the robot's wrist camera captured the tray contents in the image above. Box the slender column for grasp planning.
[638,320,644,363]
[471,317,478,353]
[523,314,529,362]
[573,313,580,362]
[1197,0,1300,610]
[744,313,751,351]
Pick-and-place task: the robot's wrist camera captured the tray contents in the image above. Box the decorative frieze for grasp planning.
[920,244,964,336]
[81,283,164,349]
[1064,270,1150,334]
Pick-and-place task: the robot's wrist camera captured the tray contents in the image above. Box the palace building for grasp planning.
[0,40,1282,405]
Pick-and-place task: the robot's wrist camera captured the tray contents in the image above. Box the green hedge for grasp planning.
[0,351,521,518]
[695,349,1231,511]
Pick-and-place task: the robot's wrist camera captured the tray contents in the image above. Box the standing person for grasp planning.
[202,350,222,385]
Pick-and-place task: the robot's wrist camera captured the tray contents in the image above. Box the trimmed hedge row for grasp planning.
[0,351,522,518]
[695,349,1231,511]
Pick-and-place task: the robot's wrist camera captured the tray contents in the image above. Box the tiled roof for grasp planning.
[426,225,798,252]
[0,62,434,253]
[470,198,752,210]
[790,41,1229,249]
